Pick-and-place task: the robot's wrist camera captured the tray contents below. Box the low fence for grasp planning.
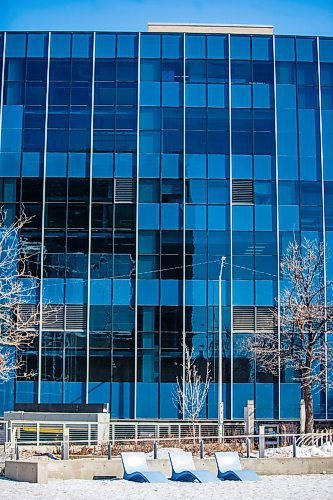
[4,418,333,459]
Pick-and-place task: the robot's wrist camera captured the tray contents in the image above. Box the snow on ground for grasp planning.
[1,475,333,500]
[264,442,333,458]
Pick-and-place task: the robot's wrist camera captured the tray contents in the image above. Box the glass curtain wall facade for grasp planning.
[0,31,332,420]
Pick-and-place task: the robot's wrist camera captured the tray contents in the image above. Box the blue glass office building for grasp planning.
[0,28,332,421]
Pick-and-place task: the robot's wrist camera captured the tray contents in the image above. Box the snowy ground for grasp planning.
[1,475,333,500]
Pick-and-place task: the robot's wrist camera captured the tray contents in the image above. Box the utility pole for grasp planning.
[218,256,226,441]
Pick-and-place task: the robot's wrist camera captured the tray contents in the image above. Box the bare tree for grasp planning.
[248,238,333,433]
[174,344,211,442]
[0,209,41,381]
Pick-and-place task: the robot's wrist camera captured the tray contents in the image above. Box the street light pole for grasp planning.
[218,256,226,441]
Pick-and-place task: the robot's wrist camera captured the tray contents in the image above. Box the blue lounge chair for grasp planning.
[215,452,261,481]
[121,452,169,483]
[169,451,220,483]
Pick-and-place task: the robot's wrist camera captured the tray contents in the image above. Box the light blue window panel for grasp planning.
[140,82,161,106]
[162,82,181,107]
[72,34,92,58]
[207,35,227,59]
[233,280,254,305]
[256,281,274,305]
[232,155,252,178]
[300,157,319,181]
[92,153,114,178]
[208,206,227,230]
[185,280,207,306]
[207,84,227,107]
[90,279,112,305]
[186,35,206,58]
[22,153,42,177]
[140,131,161,153]
[278,156,298,180]
[161,154,180,178]
[233,206,253,231]
[140,107,160,129]
[160,280,181,306]
[6,34,26,57]
[113,280,132,305]
[208,280,228,306]
[186,154,206,178]
[46,153,67,177]
[139,154,160,178]
[141,34,161,58]
[298,109,318,158]
[208,154,228,178]
[320,38,333,63]
[296,37,317,62]
[0,153,21,176]
[27,34,48,57]
[139,203,159,229]
[65,279,87,304]
[276,84,296,109]
[68,153,87,177]
[275,37,295,62]
[162,35,182,59]
[254,155,273,180]
[19,278,38,304]
[161,204,182,230]
[279,205,300,230]
[186,205,207,230]
[230,36,251,60]
[253,84,272,109]
[252,36,272,61]
[95,34,116,58]
[50,34,71,58]
[115,153,133,177]
[1,129,22,153]
[2,105,23,128]
[255,205,273,231]
[43,278,65,303]
[138,280,159,306]
[117,34,137,57]
[232,85,251,108]
[186,84,206,107]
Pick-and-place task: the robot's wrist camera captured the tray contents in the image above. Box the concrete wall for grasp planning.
[5,460,48,484]
[6,457,333,483]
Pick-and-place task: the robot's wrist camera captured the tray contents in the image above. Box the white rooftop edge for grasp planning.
[148,23,274,34]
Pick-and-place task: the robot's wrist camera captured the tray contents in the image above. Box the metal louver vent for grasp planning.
[65,305,87,331]
[17,304,38,329]
[42,304,64,330]
[256,307,276,332]
[233,306,255,332]
[232,179,254,204]
[115,179,136,203]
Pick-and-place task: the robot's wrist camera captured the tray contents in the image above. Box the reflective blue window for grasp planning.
[319,38,333,63]
[279,206,300,230]
[140,82,161,106]
[232,85,252,108]
[186,205,206,230]
[253,83,272,108]
[72,34,93,58]
[186,84,206,107]
[233,206,253,231]
[208,154,228,178]
[207,35,227,59]
[6,34,26,57]
[186,154,206,178]
[139,154,160,177]
[139,204,159,229]
[117,34,138,58]
[296,38,317,62]
[186,35,206,58]
[138,280,159,306]
[233,281,254,305]
[141,34,161,58]
[252,36,273,61]
[95,34,116,58]
[230,36,251,60]
[27,34,48,57]
[208,205,227,230]
[162,82,181,106]
[233,155,252,178]
[207,84,227,107]
[161,154,181,178]
[275,37,295,61]
[51,34,71,58]
[162,35,183,59]
[161,204,182,230]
